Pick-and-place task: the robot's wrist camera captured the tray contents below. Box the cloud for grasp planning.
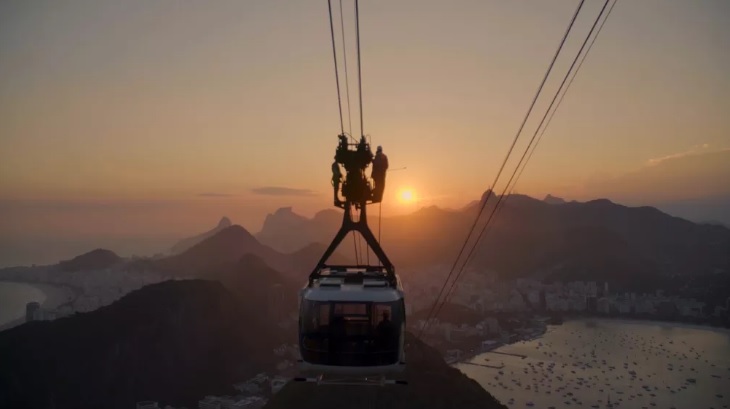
[647,143,710,166]
[569,148,730,203]
[250,186,318,197]
[197,193,234,198]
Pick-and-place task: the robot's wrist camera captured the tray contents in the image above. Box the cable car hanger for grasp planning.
[296,0,407,385]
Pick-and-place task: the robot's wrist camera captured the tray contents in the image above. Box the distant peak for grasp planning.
[544,194,567,205]
[588,198,616,206]
[218,217,232,228]
[263,207,307,224]
[481,189,496,203]
[59,248,121,272]
[274,207,294,215]
[221,224,253,236]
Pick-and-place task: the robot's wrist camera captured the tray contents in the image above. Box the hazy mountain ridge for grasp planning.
[170,216,232,254]
[256,207,341,253]
[58,248,122,272]
[256,193,730,291]
[158,225,304,279]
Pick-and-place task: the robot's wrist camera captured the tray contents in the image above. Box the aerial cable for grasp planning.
[431,0,615,324]
[355,0,364,137]
[512,0,619,193]
[434,0,613,321]
[339,0,355,141]
[417,0,587,339]
[327,0,345,135]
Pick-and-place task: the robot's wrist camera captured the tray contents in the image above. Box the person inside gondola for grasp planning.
[375,310,396,361]
[329,315,348,365]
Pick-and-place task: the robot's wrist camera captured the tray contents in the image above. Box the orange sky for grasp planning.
[1,0,729,241]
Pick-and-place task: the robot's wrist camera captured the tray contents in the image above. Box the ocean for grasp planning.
[457,319,730,409]
[0,281,46,328]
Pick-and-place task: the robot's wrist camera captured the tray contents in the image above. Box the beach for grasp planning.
[0,281,77,332]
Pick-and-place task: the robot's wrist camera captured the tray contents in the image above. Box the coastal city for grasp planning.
[2,260,729,409]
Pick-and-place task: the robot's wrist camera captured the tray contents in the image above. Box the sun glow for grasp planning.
[399,189,415,203]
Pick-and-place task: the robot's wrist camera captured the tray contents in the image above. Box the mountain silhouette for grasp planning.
[256,208,340,253]
[213,253,300,320]
[543,194,567,205]
[58,248,122,272]
[254,193,730,292]
[155,225,348,281]
[0,280,282,409]
[170,216,232,254]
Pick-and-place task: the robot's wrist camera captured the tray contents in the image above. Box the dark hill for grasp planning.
[170,216,232,254]
[213,254,300,323]
[264,333,506,409]
[0,280,281,409]
[58,248,121,272]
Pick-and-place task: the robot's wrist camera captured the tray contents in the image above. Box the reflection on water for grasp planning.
[457,319,730,409]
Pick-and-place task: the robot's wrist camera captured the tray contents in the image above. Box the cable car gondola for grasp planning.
[297,136,406,383]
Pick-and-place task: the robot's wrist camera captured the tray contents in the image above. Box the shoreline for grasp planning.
[0,280,78,332]
[570,315,730,334]
[451,326,551,366]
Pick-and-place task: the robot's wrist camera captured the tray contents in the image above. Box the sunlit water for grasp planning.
[456,319,730,409]
[0,281,46,327]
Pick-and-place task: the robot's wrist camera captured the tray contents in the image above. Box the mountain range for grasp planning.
[249,193,730,293]
[68,190,724,300]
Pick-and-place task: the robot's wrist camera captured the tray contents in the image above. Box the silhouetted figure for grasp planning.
[371,145,389,202]
[338,133,348,151]
[329,316,347,365]
[375,310,396,364]
[331,157,342,205]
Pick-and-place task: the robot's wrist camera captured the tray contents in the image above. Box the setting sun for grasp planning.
[399,189,415,203]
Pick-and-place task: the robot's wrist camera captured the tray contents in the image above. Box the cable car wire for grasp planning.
[355,0,364,137]
[512,0,619,193]
[339,0,355,140]
[417,0,587,340]
[327,0,345,136]
[428,0,615,327]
